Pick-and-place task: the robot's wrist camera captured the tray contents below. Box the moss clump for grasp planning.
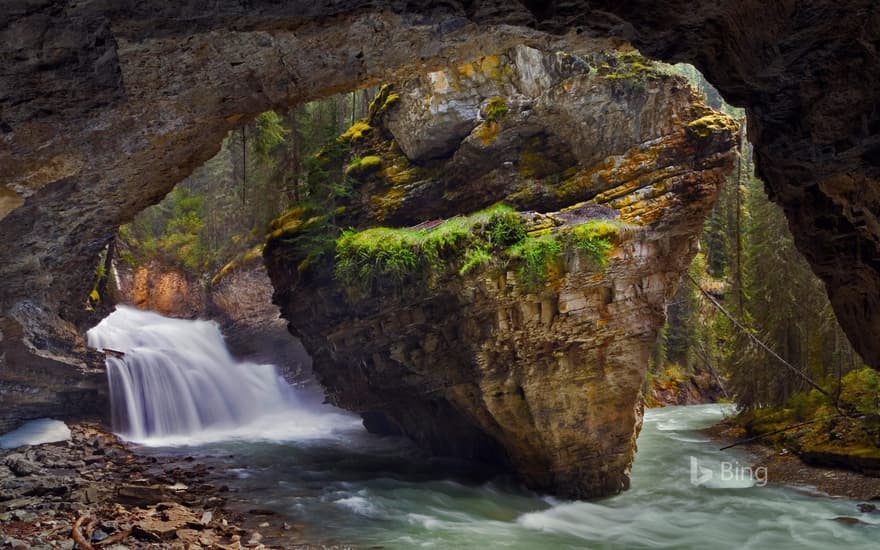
[210,244,264,286]
[571,220,621,268]
[687,114,739,139]
[345,155,383,178]
[476,121,500,145]
[473,96,509,146]
[730,367,880,464]
[367,84,400,121]
[267,204,339,274]
[338,121,373,143]
[507,234,564,288]
[483,96,509,122]
[335,205,621,296]
[335,204,525,293]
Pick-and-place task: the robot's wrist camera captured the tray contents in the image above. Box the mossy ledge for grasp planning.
[334,203,629,297]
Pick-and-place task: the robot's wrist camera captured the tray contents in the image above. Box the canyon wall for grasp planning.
[1,1,877,453]
[264,46,737,497]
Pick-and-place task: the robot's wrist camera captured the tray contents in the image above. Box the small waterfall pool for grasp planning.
[88,307,879,549]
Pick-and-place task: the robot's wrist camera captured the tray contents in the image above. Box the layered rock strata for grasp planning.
[2,0,879,433]
[264,47,737,497]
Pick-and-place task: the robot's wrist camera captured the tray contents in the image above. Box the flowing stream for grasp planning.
[89,307,878,549]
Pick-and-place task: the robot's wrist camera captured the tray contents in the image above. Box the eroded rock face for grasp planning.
[264,47,737,497]
[116,262,206,319]
[2,1,878,449]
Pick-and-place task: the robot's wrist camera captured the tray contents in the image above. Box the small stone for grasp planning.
[11,509,37,522]
[258,521,269,528]
[200,511,212,525]
[858,503,878,514]
[833,516,866,526]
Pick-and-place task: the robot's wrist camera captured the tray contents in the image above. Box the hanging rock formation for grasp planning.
[264,46,738,497]
[1,1,878,446]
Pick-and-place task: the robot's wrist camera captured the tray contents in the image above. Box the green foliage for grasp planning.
[483,96,509,122]
[252,111,289,160]
[839,368,880,415]
[507,234,563,288]
[335,204,523,293]
[119,185,213,274]
[571,220,618,268]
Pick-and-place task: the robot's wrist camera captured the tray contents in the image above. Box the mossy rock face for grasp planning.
[687,114,739,139]
[339,121,373,143]
[263,44,738,500]
[334,203,626,298]
[346,155,383,178]
[482,96,508,122]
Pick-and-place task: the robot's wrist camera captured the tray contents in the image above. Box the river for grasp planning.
[88,307,879,549]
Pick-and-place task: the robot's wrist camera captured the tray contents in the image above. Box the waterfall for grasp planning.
[87,306,330,443]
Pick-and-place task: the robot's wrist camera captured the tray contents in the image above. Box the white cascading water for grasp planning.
[87,305,357,445]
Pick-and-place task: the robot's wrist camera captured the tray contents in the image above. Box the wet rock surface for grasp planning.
[0,423,332,549]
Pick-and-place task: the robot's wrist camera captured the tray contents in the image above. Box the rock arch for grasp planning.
[1,0,879,489]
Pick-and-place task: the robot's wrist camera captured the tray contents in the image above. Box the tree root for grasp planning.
[72,515,95,550]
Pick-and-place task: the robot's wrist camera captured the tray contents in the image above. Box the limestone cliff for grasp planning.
[264,47,737,497]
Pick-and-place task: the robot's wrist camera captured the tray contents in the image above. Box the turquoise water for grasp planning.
[141,404,879,549]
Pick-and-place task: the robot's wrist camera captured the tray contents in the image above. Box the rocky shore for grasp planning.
[705,421,880,504]
[0,422,342,549]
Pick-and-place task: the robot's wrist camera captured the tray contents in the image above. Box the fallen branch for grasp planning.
[718,417,826,451]
[72,516,95,550]
[686,273,833,401]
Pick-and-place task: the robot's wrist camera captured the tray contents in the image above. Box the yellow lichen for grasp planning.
[483,96,509,122]
[480,55,501,79]
[338,121,372,143]
[476,121,500,145]
[345,155,383,177]
[457,63,477,79]
[687,113,739,139]
[370,186,407,221]
[211,244,264,286]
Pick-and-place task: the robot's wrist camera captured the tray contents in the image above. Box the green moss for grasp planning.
[483,96,509,122]
[335,204,525,294]
[345,155,383,178]
[571,220,618,268]
[211,244,265,285]
[839,368,880,415]
[459,246,492,275]
[338,121,372,143]
[333,202,626,297]
[687,114,739,139]
[507,234,564,289]
[367,84,400,122]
